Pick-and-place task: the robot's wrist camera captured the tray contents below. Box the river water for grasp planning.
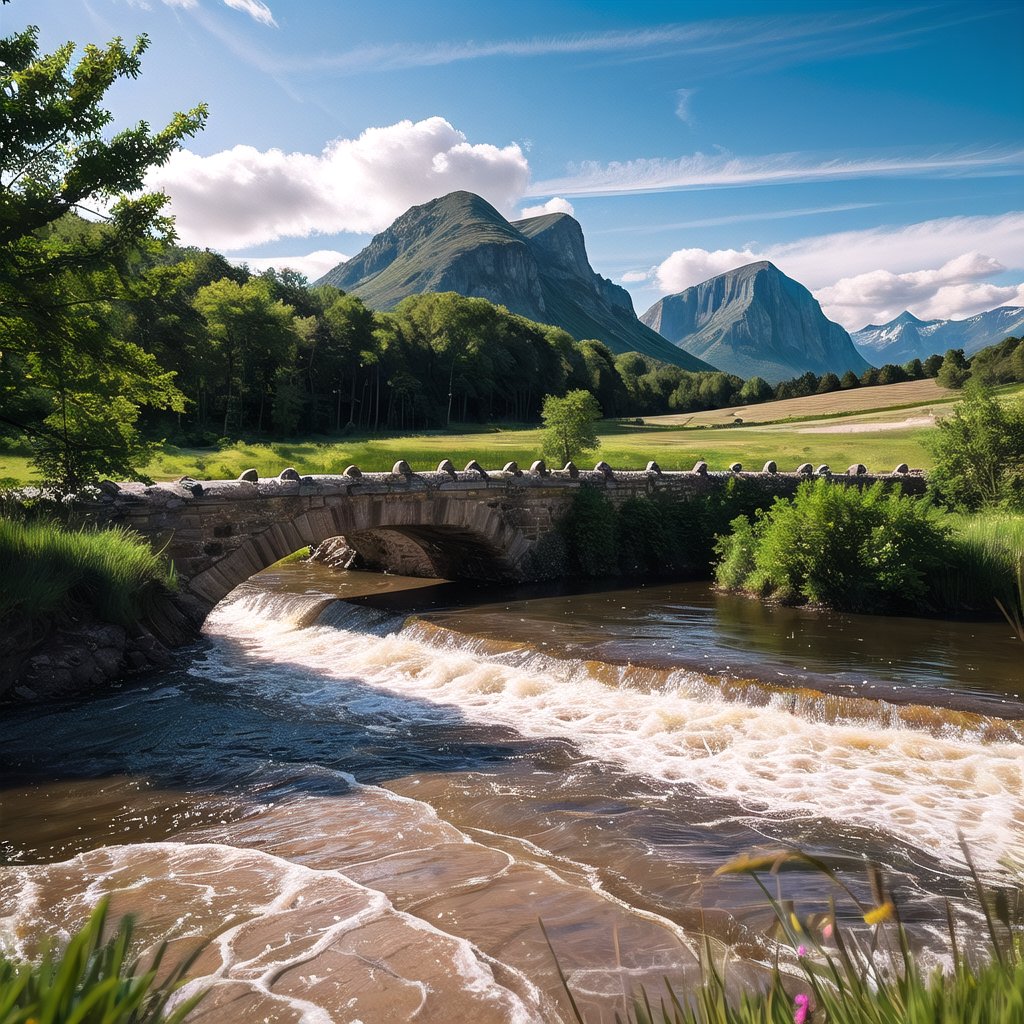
[1,564,1022,1023]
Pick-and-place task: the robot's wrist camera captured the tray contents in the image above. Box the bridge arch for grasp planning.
[93,465,925,626]
[151,483,538,619]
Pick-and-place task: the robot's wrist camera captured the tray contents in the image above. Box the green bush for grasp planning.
[926,380,1024,511]
[0,517,176,626]
[560,486,618,577]
[0,898,206,1024]
[715,480,950,613]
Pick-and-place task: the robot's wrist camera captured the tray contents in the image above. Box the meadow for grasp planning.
[3,379,987,486]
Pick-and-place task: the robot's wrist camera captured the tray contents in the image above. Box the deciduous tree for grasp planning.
[0,25,206,493]
[541,389,602,466]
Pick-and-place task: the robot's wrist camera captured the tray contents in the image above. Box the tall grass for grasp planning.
[938,514,1024,621]
[0,898,206,1024]
[551,848,1024,1024]
[0,518,177,626]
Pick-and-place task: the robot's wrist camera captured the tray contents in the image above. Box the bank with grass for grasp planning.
[0,517,193,701]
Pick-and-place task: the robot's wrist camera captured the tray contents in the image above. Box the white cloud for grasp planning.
[655,247,761,293]
[815,252,1014,326]
[674,88,696,126]
[222,0,276,26]
[648,213,1024,327]
[230,249,347,281]
[519,197,575,218]
[148,117,529,250]
[621,270,652,283]
[530,147,1024,198]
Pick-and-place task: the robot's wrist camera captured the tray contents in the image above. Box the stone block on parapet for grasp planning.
[816,464,831,476]
[847,463,867,476]
[278,467,301,481]
[892,463,909,475]
[796,463,813,475]
[503,461,522,476]
[562,461,579,479]
[238,468,259,482]
[728,462,742,473]
[464,460,488,479]
[594,460,613,477]
[692,461,708,475]
[646,461,662,475]
[392,459,412,477]
[343,465,362,478]
[763,460,777,474]
[529,460,548,476]
[437,459,456,475]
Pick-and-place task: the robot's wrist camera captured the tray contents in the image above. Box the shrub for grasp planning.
[618,497,671,573]
[926,380,1024,511]
[715,480,950,613]
[560,486,618,577]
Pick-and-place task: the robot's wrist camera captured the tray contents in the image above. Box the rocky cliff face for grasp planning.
[853,306,1024,362]
[316,192,713,371]
[641,261,870,383]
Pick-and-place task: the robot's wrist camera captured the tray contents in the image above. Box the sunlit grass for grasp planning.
[0,517,176,625]
[551,847,1024,1024]
[0,897,205,1024]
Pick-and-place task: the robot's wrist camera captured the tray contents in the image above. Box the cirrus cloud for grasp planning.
[148,117,530,250]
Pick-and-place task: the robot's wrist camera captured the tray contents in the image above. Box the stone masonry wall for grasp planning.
[87,460,926,622]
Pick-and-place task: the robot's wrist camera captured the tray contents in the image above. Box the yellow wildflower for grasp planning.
[863,901,894,925]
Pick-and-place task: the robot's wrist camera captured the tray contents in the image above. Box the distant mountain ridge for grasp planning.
[316,191,714,371]
[640,261,870,383]
[852,306,1024,362]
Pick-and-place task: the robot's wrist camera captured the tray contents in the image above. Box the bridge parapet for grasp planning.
[89,463,925,621]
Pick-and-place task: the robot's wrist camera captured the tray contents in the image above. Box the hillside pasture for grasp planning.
[643,378,956,426]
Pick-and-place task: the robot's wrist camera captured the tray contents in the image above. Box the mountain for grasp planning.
[852,306,1024,362]
[315,191,714,371]
[640,261,870,383]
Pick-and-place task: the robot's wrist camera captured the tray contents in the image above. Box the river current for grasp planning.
[1,564,1022,1022]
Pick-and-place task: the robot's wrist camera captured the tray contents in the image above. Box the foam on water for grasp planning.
[201,591,1024,875]
[0,841,546,1024]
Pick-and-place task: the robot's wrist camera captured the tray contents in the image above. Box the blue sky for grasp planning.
[14,0,1024,329]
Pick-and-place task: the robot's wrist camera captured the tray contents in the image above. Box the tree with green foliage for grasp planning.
[193,278,298,435]
[923,352,944,377]
[903,357,925,380]
[0,25,206,493]
[937,348,971,389]
[738,375,773,404]
[541,389,601,466]
[926,379,1024,510]
[840,369,861,389]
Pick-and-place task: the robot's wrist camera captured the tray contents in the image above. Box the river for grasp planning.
[1,563,1022,1023]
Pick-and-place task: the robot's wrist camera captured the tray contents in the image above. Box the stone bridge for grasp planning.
[91,459,924,624]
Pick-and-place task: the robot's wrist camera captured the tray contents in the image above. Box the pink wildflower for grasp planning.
[822,922,833,940]
[793,993,810,1024]
[797,944,807,957]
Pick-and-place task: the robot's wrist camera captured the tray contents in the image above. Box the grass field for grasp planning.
[644,378,957,426]
[2,380,1021,484]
